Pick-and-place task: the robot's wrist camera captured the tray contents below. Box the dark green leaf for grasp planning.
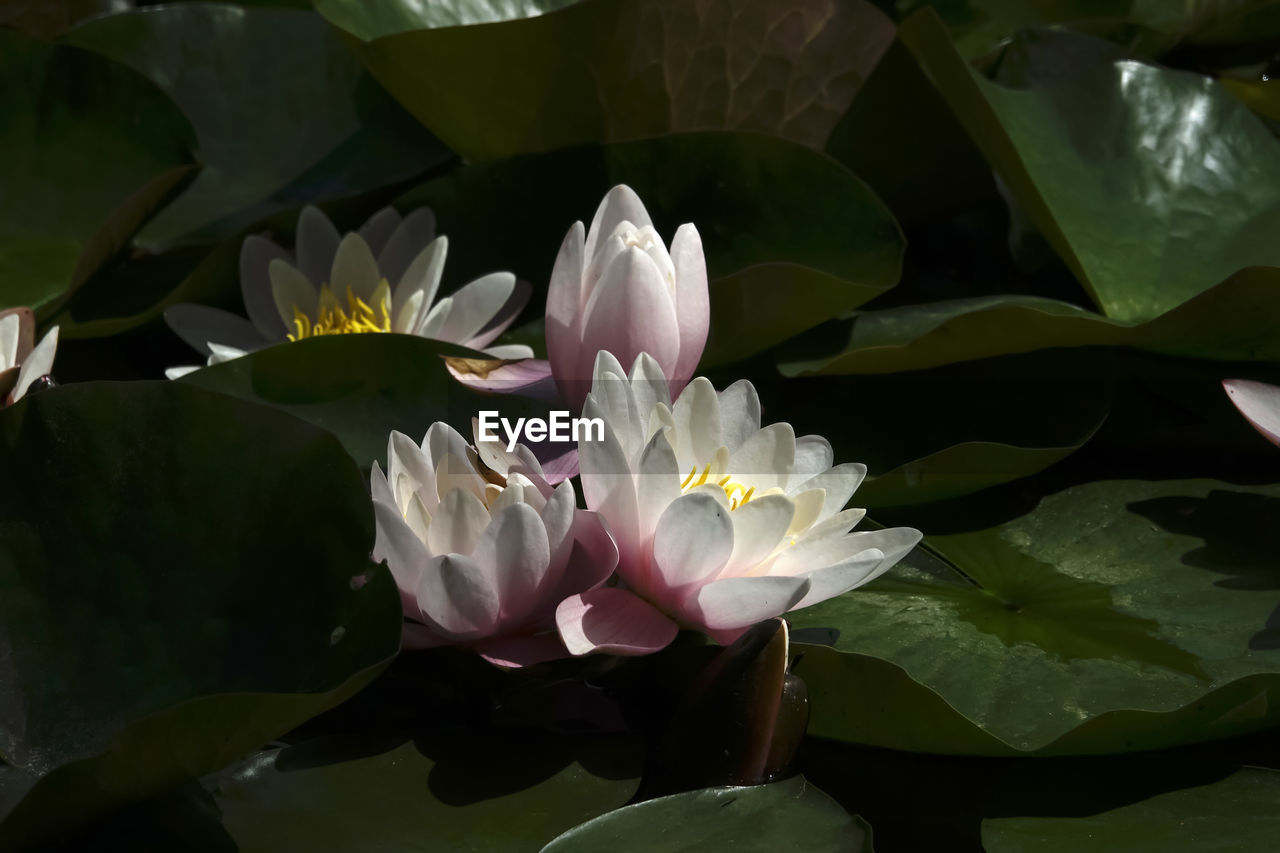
[210,732,641,852]
[398,132,904,366]
[63,4,451,251]
[0,381,401,847]
[541,777,870,853]
[791,479,1280,754]
[177,334,488,469]
[317,0,894,160]
[983,766,1280,851]
[902,15,1280,322]
[0,29,194,318]
[778,266,1280,376]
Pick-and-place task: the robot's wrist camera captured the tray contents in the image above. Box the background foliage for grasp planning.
[3,0,1280,849]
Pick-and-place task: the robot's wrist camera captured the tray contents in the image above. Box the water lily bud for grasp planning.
[546,185,709,412]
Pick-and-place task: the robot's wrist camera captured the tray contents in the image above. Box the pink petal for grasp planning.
[546,222,586,409]
[556,588,678,656]
[474,633,569,668]
[678,575,811,632]
[546,510,620,606]
[577,248,680,395]
[1223,379,1280,447]
[529,442,580,485]
[670,223,709,393]
[447,357,560,402]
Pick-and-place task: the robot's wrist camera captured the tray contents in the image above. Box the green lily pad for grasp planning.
[398,132,903,367]
[0,29,195,318]
[790,479,1280,755]
[983,766,1280,851]
[0,381,401,847]
[541,777,870,853]
[317,0,894,160]
[211,732,642,851]
[178,334,494,469]
[901,14,1280,323]
[62,3,451,251]
[778,266,1280,376]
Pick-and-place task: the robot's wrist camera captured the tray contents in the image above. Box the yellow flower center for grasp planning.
[288,282,392,341]
[681,463,763,511]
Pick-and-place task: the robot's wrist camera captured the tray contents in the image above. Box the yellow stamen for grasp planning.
[681,463,761,510]
[287,281,393,341]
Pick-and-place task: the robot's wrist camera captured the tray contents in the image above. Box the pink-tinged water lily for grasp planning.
[556,352,922,656]
[546,186,709,412]
[164,205,532,378]
[370,422,618,667]
[0,307,58,406]
[1223,379,1280,447]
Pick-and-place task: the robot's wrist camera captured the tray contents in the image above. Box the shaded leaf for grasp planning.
[63,4,451,250]
[318,0,894,159]
[0,382,401,846]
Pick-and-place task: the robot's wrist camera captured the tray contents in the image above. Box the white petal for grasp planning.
[789,436,835,491]
[717,380,762,453]
[628,352,673,423]
[433,451,488,506]
[728,423,796,492]
[722,495,794,578]
[636,430,682,538]
[378,207,437,290]
[585,185,653,262]
[434,272,518,345]
[789,549,886,611]
[268,260,318,331]
[358,207,402,258]
[423,488,490,558]
[652,492,734,592]
[0,313,20,368]
[671,377,721,472]
[164,304,268,357]
[330,233,381,304]
[792,462,868,522]
[416,295,452,339]
[393,289,424,334]
[415,553,501,641]
[679,575,810,632]
[165,365,200,380]
[388,431,437,511]
[295,205,341,289]
[372,499,429,608]
[12,327,58,402]
[470,502,550,627]
[239,235,292,339]
[392,235,446,327]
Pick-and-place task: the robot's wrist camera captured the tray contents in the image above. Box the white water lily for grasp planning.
[165,205,532,378]
[0,307,59,406]
[556,352,922,656]
[371,422,617,668]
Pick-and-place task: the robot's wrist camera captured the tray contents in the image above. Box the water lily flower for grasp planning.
[165,205,532,378]
[1223,379,1280,447]
[546,185,709,411]
[0,307,59,406]
[452,186,709,412]
[371,422,618,667]
[556,352,921,656]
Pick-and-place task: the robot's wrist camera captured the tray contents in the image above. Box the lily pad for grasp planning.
[0,29,195,318]
[178,334,498,469]
[983,766,1280,852]
[0,381,401,847]
[211,732,642,851]
[901,14,1280,323]
[778,266,1280,376]
[317,0,894,160]
[63,3,451,251]
[541,777,870,853]
[398,132,903,366]
[790,479,1280,755]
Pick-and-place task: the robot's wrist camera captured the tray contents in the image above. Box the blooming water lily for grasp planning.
[371,423,617,667]
[555,352,921,656]
[0,307,59,406]
[165,205,531,378]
